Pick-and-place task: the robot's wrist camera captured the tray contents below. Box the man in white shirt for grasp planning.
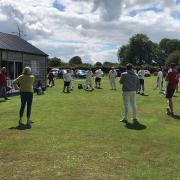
[85,69,94,91]
[108,67,117,90]
[95,68,103,89]
[69,68,74,90]
[137,66,145,94]
[63,69,72,93]
[156,68,163,92]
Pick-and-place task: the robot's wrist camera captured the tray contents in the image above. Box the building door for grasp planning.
[1,61,22,79]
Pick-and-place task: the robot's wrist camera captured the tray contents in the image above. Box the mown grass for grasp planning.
[0,76,180,180]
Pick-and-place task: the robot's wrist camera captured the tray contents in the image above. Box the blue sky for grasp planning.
[0,0,180,64]
[53,0,65,11]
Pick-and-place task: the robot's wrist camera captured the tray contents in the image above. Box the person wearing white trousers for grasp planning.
[85,70,94,90]
[122,91,137,121]
[109,67,117,90]
[120,63,139,123]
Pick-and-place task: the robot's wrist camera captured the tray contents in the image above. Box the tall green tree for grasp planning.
[48,57,61,67]
[94,62,102,67]
[129,34,153,65]
[117,45,130,65]
[69,56,83,65]
[166,50,180,66]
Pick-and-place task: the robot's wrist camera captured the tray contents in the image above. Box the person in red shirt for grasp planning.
[0,67,9,100]
[165,63,179,115]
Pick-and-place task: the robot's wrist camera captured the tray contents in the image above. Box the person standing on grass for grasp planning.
[63,69,72,93]
[155,68,163,92]
[48,71,55,87]
[176,75,179,93]
[0,67,10,100]
[85,69,94,91]
[165,63,179,116]
[95,68,103,89]
[69,68,74,91]
[13,67,34,129]
[108,67,117,90]
[137,66,145,95]
[120,63,139,124]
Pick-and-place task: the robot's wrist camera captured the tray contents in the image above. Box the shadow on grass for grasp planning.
[125,121,147,130]
[140,93,149,96]
[171,114,180,120]
[8,121,34,130]
[0,99,6,103]
[9,124,27,130]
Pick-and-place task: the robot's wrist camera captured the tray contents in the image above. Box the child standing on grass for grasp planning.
[63,69,72,93]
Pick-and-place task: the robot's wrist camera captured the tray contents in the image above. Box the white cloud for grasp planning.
[0,0,180,64]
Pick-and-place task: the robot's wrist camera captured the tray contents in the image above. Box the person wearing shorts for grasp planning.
[95,69,103,89]
[165,63,179,115]
[63,69,72,93]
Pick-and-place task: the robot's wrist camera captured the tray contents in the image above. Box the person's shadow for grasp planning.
[125,121,147,130]
[9,124,27,130]
[8,121,34,130]
[0,99,6,103]
[171,114,180,120]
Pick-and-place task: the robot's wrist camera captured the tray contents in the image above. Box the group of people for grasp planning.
[120,63,179,124]
[0,62,179,129]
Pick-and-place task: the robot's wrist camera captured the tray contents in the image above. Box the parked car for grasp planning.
[58,69,67,79]
[75,69,87,78]
[144,70,151,77]
[51,68,60,77]
[115,69,121,77]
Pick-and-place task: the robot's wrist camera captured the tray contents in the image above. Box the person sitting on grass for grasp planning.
[165,63,179,116]
[63,69,72,93]
[13,67,34,129]
[36,80,44,95]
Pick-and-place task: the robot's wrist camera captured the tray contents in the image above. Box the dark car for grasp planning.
[58,69,67,79]
[115,69,121,77]
[75,69,87,78]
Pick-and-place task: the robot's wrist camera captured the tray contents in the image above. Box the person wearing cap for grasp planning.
[120,63,139,124]
[95,68,103,89]
[165,63,179,116]
[13,66,34,129]
[0,67,10,100]
[108,67,117,90]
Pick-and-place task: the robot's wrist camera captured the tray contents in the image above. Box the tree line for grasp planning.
[48,33,180,70]
[48,56,119,69]
[117,34,180,66]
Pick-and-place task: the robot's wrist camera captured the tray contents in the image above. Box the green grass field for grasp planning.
[0,76,180,180]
